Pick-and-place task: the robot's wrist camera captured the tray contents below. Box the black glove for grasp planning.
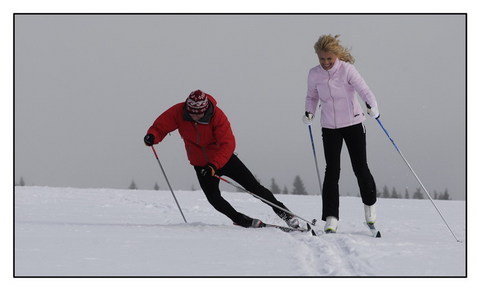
[200,163,216,177]
[144,134,155,146]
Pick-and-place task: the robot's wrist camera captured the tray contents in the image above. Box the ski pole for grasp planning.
[151,146,187,223]
[214,175,317,226]
[308,124,323,195]
[375,118,461,242]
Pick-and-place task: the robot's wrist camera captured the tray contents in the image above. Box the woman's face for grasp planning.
[318,50,337,71]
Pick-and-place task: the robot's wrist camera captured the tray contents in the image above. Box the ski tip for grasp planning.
[311,229,317,236]
[375,231,382,238]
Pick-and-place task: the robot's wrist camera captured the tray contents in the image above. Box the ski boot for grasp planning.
[324,216,338,233]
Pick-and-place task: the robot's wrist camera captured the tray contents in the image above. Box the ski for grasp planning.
[308,224,381,238]
[366,222,382,238]
[233,222,316,235]
[261,222,316,235]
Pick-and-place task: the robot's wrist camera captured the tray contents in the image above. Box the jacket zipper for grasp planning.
[194,122,210,164]
[327,70,337,128]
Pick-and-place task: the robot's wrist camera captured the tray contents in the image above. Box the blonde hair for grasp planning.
[314,34,355,64]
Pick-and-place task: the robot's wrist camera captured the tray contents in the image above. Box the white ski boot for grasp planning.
[285,217,300,228]
[324,216,338,233]
[279,212,300,229]
[364,204,377,225]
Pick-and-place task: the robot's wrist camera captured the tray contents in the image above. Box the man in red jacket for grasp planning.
[144,90,299,228]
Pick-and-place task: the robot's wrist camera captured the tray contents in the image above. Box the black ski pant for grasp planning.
[194,154,291,225]
[321,123,377,221]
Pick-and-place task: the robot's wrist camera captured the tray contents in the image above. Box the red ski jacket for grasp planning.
[147,95,236,169]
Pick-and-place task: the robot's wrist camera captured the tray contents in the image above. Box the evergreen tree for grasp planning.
[434,190,439,200]
[129,180,137,190]
[154,182,160,190]
[282,186,289,194]
[19,177,25,186]
[382,185,390,199]
[270,178,281,194]
[440,189,451,200]
[292,175,308,195]
[413,188,424,199]
[391,187,399,199]
[404,189,410,199]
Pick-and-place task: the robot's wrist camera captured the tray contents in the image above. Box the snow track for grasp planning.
[279,230,376,276]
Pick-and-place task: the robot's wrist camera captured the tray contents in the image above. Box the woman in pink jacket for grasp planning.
[304,34,379,233]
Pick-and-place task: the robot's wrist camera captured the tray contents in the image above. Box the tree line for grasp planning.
[15,176,452,200]
[267,179,452,200]
[130,177,452,200]
[375,185,451,200]
[126,175,310,194]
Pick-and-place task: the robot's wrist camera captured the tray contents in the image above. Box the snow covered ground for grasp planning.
[14,186,465,277]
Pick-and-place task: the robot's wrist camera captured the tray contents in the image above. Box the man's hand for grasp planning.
[200,164,216,177]
[144,134,155,146]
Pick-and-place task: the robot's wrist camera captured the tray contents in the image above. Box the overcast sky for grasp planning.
[14,14,466,200]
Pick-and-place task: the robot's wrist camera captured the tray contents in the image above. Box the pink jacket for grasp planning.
[305,59,377,129]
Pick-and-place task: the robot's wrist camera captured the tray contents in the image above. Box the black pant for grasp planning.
[194,154,291,224]
[322,123,377,221]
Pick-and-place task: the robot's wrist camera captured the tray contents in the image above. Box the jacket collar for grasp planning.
[183,101,214,124]
[319,58,341,74]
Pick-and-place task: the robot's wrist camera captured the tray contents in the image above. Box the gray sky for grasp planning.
[14,14,466,199]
